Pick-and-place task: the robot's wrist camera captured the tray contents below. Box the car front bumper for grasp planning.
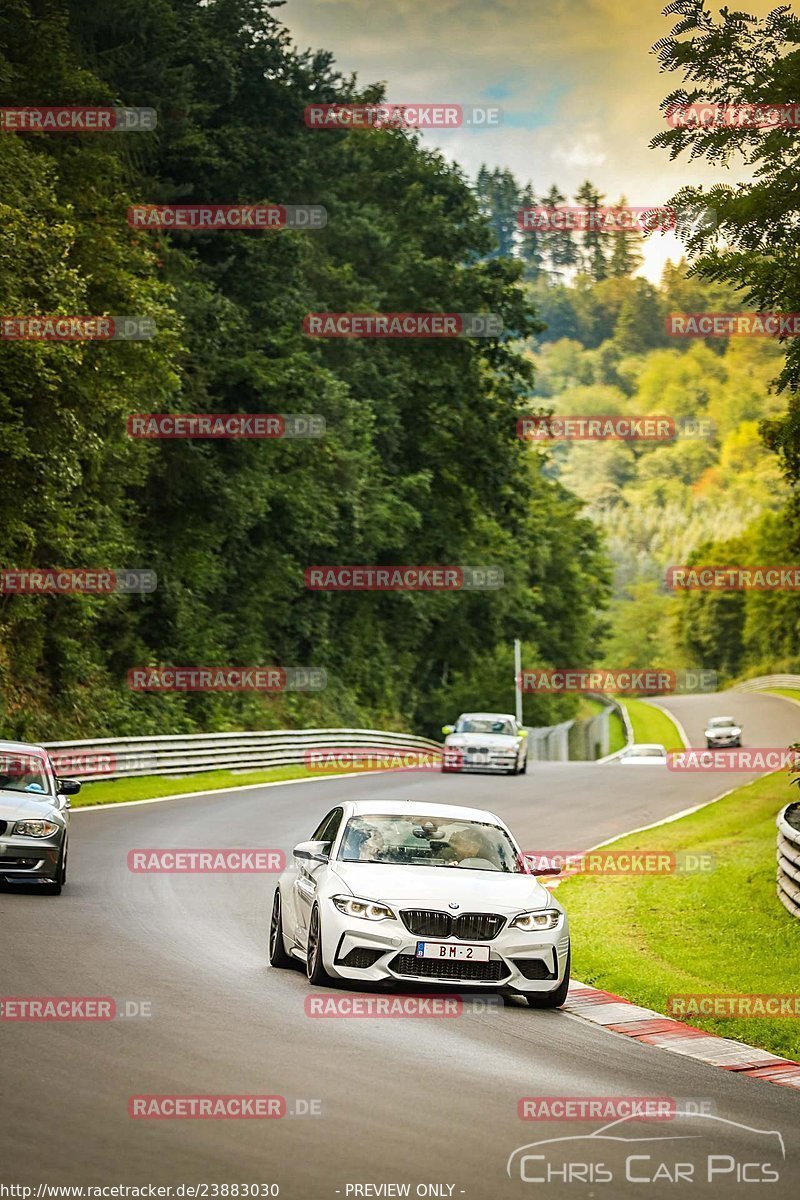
[0,833,64,881]
[322,906,569,994]
[443,749,519,772]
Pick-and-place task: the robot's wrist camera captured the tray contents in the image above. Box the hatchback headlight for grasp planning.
[510,909,561,931]
[332,895,396,921]
[13,820,60,838]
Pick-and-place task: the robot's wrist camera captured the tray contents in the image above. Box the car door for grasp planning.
[294,806,344,947]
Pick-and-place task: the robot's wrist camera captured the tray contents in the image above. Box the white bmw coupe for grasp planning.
[270,799,570,1007]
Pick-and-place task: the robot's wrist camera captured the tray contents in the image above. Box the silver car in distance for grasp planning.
[0,741,81,894]
[704,716,742,748]
[270,800,570,1007]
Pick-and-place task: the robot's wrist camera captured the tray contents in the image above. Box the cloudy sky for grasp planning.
[283,0,776,280]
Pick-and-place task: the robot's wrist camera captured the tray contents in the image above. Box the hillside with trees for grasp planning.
[475,152,796,681]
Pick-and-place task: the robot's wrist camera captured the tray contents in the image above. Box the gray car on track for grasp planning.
[0,741,81,894]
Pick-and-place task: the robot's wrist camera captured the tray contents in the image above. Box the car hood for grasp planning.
[329,862,550,912]
[705,726,740,736]
[445,733,518,748]
[0,789,59,822]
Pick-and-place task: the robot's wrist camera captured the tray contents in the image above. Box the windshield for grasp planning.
[455,717,514,736]
[338,814,523,872]
[624,747,666,758]
[708,718,735,728]
[0,752,52,795]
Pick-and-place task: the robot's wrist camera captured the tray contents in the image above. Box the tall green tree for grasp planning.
[651,0,800,517]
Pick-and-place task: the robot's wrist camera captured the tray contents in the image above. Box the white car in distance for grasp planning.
[441,712,528,775]
[618,743,668,765]
[270,800,570,1007]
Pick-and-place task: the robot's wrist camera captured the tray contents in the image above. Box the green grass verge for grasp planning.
[606,709,627,755]
[621,696,684,750]
[768,688,800,706]
[72,762,381,808]
[576,697,626,756]
[558,770,800,1059]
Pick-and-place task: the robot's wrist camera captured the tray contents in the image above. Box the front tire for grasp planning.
[306,904,331,984]
[524,948,570,1009]
[269,889,292,967]
[42,839,67,895]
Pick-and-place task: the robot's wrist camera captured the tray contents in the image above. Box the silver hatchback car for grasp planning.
[0,741,81,895]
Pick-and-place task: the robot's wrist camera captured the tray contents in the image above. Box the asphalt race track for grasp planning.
[2,690,800,1198]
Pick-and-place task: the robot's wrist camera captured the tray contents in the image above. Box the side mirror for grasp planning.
[525,855,562,877]
[293,839,329,863]
[442,725,454,735]
[57,778,82,796]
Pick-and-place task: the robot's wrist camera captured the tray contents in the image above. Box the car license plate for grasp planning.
[415,941,490,961]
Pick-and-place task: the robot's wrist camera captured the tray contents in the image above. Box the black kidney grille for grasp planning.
[400,910,504,941]
[456,912,506,940]
[401,909,452,938]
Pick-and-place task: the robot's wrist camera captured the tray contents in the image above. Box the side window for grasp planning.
[311,807,343,847]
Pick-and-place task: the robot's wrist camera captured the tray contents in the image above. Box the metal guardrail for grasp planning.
[527,696,621,763]
[42,728,444,782]
[777,802,800,920]
[527,719,574,762]
[732,674,800,693]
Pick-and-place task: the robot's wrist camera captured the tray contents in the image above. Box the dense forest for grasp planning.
[0,0,609,740]
[2,0,798,743]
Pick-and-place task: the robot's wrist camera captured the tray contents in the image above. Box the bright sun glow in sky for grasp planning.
[284,0,779,281]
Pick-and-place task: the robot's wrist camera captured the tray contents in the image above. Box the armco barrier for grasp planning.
[732,674,800,693]
[42,728,443,782]
[777,802,800,920]
[527,698,619,763]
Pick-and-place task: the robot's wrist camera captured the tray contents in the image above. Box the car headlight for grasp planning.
[510,909,561,931]
[332,895,396,921]
[13,820,60,838]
